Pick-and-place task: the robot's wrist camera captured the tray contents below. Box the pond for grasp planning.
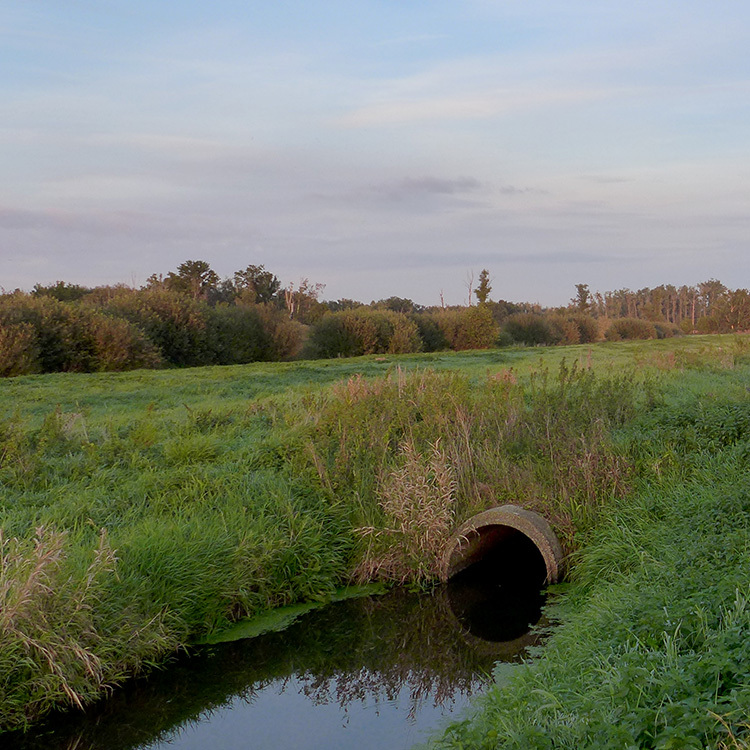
[12,572,548,750]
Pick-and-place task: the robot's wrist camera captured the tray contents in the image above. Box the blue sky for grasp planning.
[2,1,749,306]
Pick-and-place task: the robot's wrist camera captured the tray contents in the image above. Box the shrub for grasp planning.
[254,304,305,360]
[0,322,39,376]
[0,295,94,372]
[653,322,683,339]
[307,309,422,358]
[388,313,422,354]
[503,312,555,346]
[88,315,163,371]
[547,314,581,345]
[495,329,515,347]
[568,313,600,343]
[411,314,448,352]
[435,306,499,350]
[307,314,357,358]
[605,318,658,341]
[205,305,272,365]
[104,289,210,367]
[0,294,159,374]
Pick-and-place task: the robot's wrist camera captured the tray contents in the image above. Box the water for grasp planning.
[11,581,547,750]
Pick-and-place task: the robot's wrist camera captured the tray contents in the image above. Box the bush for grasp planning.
[435,306,499,350]
[605,318,658,341]
[88,315,162,371]
[411,314,448,352]
[503,313,555,346]
[254,304,305,360]
[0,322,39,376]
[653,322,683,339]
[568,313,600,343]
[495,329,515,348]
[105,289,211,367]
[0,294,160,374]
[205,306,272,365]
[547,314,581,345]
[307,309,422,358]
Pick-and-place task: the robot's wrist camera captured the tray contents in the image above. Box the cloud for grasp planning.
[336,86,607,127]
[370,176,484,197]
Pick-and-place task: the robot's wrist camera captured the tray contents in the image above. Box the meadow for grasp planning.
[1,334,749,744]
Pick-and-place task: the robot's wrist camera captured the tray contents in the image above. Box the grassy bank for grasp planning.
[430,365,750,749]
[1,335,748,733]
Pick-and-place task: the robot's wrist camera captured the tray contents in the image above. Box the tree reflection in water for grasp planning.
[12,583,548,750]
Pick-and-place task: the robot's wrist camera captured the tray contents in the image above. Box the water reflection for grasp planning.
[11,583,548,750]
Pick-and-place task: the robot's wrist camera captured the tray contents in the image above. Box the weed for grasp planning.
[1,339,747,734]
[355,439,457,582]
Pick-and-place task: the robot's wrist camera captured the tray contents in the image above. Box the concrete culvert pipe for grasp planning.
[441,505,564,586]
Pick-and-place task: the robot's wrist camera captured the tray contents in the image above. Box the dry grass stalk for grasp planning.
[355,439,457,582]
[712,712,750,750]
[0,526,117,718]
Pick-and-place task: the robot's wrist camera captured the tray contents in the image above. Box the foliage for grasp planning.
[254,303,306,360]
[307,308,422,358]
[31,281,92,302]
[547,314,581,345]
[232,264,282,305]
[0,294,161,374]
[567,313,599,343]
[0,323,39,377]
[105,288,211,366]
[474,269,492,305]
[412,313,449,352]
[605,317,658,341]
[571,283,591,312]
[204,305,272,364]
[653,321,682,339]
[164,259,219,301]
[435,305,499,350]
[371,296,423,314]
[503,312,556,346]
[284,278,327,324]
[430,365,750,750]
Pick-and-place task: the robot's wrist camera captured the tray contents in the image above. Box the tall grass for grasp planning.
[429,363,750,749]
[282,362,643,577]
[1,338,748,733]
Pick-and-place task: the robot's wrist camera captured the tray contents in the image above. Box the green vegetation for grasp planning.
[430,360,750,749]
[4,261,749,376]
[2,334,750,740]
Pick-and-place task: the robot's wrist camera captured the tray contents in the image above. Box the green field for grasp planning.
[2,334,750,746]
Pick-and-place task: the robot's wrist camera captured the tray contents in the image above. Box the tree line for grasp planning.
[0,260,748,376]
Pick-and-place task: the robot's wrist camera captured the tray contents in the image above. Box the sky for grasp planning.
[2,1,749,307]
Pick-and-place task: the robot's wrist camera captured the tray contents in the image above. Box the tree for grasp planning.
[165,260,219,301]
[571,283,591,313]
[284,278,326,323]
[372,297,423,314]
[233,264,281,305]
[465,269,475,306]
[325,298,364,312]
[32,281,92,302]
[698,279,727,317]
[474,269,492,305]
[711,289,750,332]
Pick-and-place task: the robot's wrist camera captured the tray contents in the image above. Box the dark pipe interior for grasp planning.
[446,525,547,642]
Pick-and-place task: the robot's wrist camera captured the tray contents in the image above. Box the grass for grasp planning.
[1,333,749,734]
[428,357,750,749]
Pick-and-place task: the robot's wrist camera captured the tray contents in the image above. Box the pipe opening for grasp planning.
[442,505,564,586]
[440,506,564,643]
[445,527,547,642]
[447,525,548,588]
